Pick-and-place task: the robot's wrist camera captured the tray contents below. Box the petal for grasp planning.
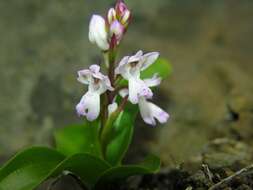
[115,56,129,74]
[77,69,91,84]
[143,73,162,87]
[89,64,100,73]
[115,56,130,78]
[141,52,159,71]
[76,92,100,121]
[128,50,143,63]
[88,15,109,50]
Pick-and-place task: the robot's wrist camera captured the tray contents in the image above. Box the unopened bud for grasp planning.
[110,20,124,42]
[121,9,131,25]
[88,15,109,50]
[107,8,116,24]
[115,0,129,18]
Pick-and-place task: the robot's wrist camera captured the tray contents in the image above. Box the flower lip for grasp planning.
[138,97,169,126]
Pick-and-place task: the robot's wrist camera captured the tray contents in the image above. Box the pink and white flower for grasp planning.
[115,50,159,104]
[76,65,114,121]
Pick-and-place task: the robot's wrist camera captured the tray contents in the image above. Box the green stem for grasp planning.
[103,51,110,68]
[108,49,117,86]
[100,46,119,158]
[100,96,128,158]
[99,94,108,137]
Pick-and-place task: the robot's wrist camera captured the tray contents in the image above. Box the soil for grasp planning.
[102,139,253,190]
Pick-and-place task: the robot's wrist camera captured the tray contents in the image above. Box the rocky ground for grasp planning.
[1,0,253,189]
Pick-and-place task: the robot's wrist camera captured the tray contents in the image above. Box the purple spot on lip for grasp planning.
[140,88,153,98]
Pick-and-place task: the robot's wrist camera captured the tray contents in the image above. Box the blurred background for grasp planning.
[0,0,253,170]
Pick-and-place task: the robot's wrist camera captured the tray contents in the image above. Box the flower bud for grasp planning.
[115,0,128,17]
[110,20,124,42]
[107,8,116,24]
[88,15,109,51]
[115,0,131,26]
[121,9,131,25]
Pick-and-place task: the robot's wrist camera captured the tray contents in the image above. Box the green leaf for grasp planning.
[0,147,111,190]
[141,58,172,79]
[54,121,102,157]
[95,154,161,188]
[50,153,110,188]
[0,147,65,190]
[105,104,138,166]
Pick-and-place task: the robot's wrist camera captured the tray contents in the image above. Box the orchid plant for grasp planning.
[0,1,171,190]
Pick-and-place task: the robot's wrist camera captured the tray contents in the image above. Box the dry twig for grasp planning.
[208,164,253,190]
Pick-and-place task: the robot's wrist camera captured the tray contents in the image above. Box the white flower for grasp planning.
[76,65,113,121]
[88,15,109,51]
[115,50,159,104]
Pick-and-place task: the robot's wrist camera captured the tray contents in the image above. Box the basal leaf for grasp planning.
[0,147,111,190]
[50,153,110,188]
[95,154,161,188]
[0,147,64,190]
[54,120,102,157]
